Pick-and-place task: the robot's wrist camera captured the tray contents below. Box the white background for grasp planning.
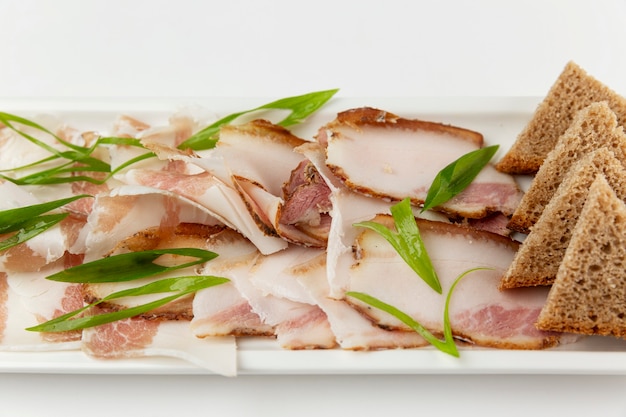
[2,0,626,415]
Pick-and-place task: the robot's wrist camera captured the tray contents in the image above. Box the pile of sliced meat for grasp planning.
[0,106,574,375]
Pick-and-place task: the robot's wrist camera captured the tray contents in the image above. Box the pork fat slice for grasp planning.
[320,107,523,218]
[346,215,567,349]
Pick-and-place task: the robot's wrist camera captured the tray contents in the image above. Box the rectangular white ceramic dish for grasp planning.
[1,96,625,375]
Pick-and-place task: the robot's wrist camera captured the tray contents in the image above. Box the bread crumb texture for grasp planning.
[500,148,626,289]
[536,175,626,337]
[507,101,626,233]
[496,61,626,175]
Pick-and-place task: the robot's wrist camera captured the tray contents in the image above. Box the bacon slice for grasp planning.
[0,263,83,351]
[192,228,335,349]
[319,107,523,219]
[83,185,224,260]
[191,282,274,337]
[277,160,332,247]
[0,181,87,271]
[345,215,575,349]
[82,316,237,376]
[84,223,226,319]
[294,255,429,350]
[122,169,287,255]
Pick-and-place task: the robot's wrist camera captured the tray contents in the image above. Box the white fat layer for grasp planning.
[347,222,550,338]
[217,127,305,196]
[295,258,428,350]
[25,227,67,264]
[82,320,237,376]
[83,185,223,260]
[326,126,478,198]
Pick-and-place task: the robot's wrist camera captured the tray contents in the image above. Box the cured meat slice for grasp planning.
[83,222,226,319]
[244,245,335,349]
[319,107,523,219]
[190,228,276,338]
[277,160,332,247]
[122,169,288,255]
[217,120,307,196]
[191,281,274,337]
[83,185,223,261]
[192,228,335,349]
[82,316,237,376]
[0,263,83,351]
[345,215,574,349]
[295,255,429,350]
[0,181,79,271]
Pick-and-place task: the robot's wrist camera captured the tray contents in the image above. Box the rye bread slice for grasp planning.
[508,101,626,234]
[496,61,626,175]
[536,175,626,338]
[500,148,626,289]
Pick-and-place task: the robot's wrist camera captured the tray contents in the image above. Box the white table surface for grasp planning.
[2,0,626,415]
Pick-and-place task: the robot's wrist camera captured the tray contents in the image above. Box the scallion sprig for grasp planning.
[0,114,156,185]
[346,267,488,357]
[178,89,339,151]
[0,194,92,252]
[348,144,505,356]
[354,198,441,293]
[421,145,499,212]
[26,275,229,333]
[27,247,223,332]
[46,248,219,283]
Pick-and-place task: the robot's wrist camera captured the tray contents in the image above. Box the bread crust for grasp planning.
[496,61,626,175]
[507,101,626,234]
[500,148,626,289]
[536,175,626,337]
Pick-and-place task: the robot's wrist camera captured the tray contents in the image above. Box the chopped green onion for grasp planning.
[26,275,229,333]
[0,194,91,234]
[0,194,92,252]
[0,213,68,252]
[422,145,499,212]
[354,198,441,293]
[178,89,339,151]
[346,267,489,357]
[46,248,219,283]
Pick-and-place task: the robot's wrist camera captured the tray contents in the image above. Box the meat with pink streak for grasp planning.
[320,107,523,219]
[122,168,287,255]
[195,120,326,247]
[296,142,449,298]
[190,226,276,338]
[83,315,237,376]
[193,228,336,349]
[277,159,332,247]
[0,181,81,271]
[0,262,83,351]
[295,254,429,350]
[346,215,576,349]
[83,185,223,261]
[243,244,335,349]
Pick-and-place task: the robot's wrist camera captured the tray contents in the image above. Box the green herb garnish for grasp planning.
[354,198,441,293]
[26,275,229,332]
[27,248,223,332]
[0,126,155,186]
[178,89,339,151]
[46,248,218,283]
[0,112,117,185]
[421,145,499,212]
[346,267,487,357]
[0,194,92,252]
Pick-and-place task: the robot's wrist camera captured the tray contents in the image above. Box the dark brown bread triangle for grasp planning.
[500,148,626,289]
[536,175,626,337]
[496,61,626,175]
[508,101,626,234]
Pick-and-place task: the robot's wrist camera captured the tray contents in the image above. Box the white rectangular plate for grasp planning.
[1,96,625,375]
